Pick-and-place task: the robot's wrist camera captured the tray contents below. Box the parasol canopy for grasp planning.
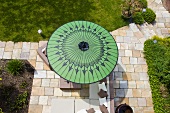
[47,21,118,84]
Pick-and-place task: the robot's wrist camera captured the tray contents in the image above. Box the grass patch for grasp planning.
[0,0,127,42]
[144,36,170,113]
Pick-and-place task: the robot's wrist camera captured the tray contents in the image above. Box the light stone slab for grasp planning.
[29,50,37,59]
[3,52,12,59]
[51,99,74,113]
[54,88,63,96]
[22,42,30,52]
[41,79,50,87]
[30,96,39,104]
[12,49,21,59]
[42,106,51,113]
[34,70,47,78]
[120,81,128,88]
[75,99,90,113]
[39,96,48,105]
[0,48,4,59]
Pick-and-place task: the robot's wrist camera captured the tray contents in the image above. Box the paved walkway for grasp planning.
[0,0,169,113]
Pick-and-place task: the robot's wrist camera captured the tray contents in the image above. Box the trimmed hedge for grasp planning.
[132,12,145,24]
[142,8,156,23]
[144,36,170,113]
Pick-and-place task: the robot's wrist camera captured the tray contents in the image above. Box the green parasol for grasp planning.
[47,21,118,84]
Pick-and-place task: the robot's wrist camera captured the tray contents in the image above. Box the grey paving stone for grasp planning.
[138,98,146,106]
[45,87,54,96]
[22,42,30,52]
[0,41,6,48]
[139,72,149,80]
[20,52,29,59]
[30,42,39,49]
[54,88,63,96]
[50,79,59,87]
[125,89,133,97]
[124,36,131,43]
[29,50,37,59]
[47,71,55,78]
[34,70,47,78]
[114,72,123,80]
[54,73,60,78]
[0,48,4,59]
[138,58,146,64]
[14,42,23,49]
[116,89,125,97]
[39,96,48,105]
[39,41,47,47]
[120,43,128,49]
[116,36,124,42]
[135,44,144,51]
[12,49,21,59]
[35,61,44,70]
[28,105,43,113]
[30,96,39,104]
[113,80,119,88]
[42,105,51,113]
[4,41,14,52]
[3,52,12,59]
[117,43,120,49]
[130,57,137,64]
[125,50,132,56]
[118,50,125,57]
[33,79,42,87]
[129,23,139,32]
[126,30,134,36]
[128,81,136,88]
[41,79,50,87]
[120,81,128,88]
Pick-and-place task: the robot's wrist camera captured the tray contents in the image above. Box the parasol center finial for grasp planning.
[78,41,89,51]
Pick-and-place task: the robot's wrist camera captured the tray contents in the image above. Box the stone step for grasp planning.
[137,23,157,39]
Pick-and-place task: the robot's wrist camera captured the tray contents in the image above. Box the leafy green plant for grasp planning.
[20,81,28,89]
[0,108,3,113]
[10,91,28,111]
[121,0,147,18]
[142,8,156,23]
[132,12,145,24]
[139,0,147,8]
[11,91,28,111]
[6,60,24,76]
[144,36,170,113]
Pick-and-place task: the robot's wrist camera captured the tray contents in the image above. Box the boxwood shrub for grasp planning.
[142,8,156,23]
[132,12,145,24]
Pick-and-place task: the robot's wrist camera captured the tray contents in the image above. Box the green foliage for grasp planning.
[20,81,28,89]
[139,0,147,8]
[142,8,156,23]
[132,12,145,24]
[144,36,170,113]
[0,0,127,42]
[6,60,24,76]
[11,91,28,111]
[12,35,27,43]
[0,108,3,113]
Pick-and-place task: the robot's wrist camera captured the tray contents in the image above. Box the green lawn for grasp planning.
[0,0,127,42]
